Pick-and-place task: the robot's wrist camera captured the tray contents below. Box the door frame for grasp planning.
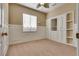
[0,3,9,56]
[75,3,79,56]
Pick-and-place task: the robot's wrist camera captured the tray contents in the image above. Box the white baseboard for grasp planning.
[48,38,76,48]
[10,38,46,45]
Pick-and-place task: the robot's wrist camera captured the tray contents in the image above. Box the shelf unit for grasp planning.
[66,12,74,45]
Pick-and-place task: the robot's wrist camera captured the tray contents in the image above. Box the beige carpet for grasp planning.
[6,39,76,56]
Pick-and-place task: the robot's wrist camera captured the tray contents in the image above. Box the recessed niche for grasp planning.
[66,12,73,45]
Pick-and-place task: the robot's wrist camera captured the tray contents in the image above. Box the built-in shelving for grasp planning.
[67,29,73,31]
[67,36,73,38]
[66,20,72,22]
[66,12,73,45]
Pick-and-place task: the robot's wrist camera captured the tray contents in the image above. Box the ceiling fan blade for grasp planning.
[37,3,41,8]
[44,3,49,8]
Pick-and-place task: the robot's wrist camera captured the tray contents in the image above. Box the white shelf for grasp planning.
[66,37,73,38]
[66,12,73,45]
[66,20,72,22]
[66,29,73,30]
[67,43,73,46]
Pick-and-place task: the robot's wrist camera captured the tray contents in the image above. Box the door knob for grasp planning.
[76,33,79,39]
[2,33,8,36]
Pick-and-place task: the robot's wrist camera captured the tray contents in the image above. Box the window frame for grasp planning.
[23,13,37,32]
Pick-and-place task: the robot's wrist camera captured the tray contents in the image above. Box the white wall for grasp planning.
[9,16,77,47]
[76,3,79,55]
[46,14,77,47]
[46,17,65,44]
[9,24,46,45]
[46,17,59,42]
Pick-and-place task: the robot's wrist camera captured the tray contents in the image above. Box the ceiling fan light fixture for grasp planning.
[44,3,49,8]
[40,3,44,6]
[37,3,49,8]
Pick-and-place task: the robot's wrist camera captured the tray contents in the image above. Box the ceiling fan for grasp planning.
[37,3,56,8]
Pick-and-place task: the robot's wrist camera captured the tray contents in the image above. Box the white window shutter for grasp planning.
[23,13,30,32]
[30,15,37,31]
[23,13,37,32]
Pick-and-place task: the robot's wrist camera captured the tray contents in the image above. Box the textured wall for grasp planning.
[9,3,46,26]
[46,3,77,47]
[9,25,46,45]
[47,3,76,19]
[9,3,46,44]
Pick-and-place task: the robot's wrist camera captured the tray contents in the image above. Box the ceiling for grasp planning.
[18,3,64,13]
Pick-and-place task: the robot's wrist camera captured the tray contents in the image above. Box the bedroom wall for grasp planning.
[47,3,76,19]
[46,3,77,47]
[9,3,46,45]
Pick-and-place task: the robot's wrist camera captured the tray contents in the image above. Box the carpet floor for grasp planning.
[6,39,76,56]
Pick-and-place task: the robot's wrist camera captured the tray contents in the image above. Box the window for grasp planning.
[51,18,57,31]
[23,13,37,32]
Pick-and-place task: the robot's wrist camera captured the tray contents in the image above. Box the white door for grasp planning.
[0,3,2,55]
[57,14,66,43]
[61,14,66,43]
[50,17,58,42]
[58,15,63,43]
[46,18,53,40]
[76,3,79,56]
[0,3,9,56]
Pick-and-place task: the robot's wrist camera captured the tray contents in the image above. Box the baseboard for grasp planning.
[10,38,47,45]
[3,45,9,56]
[10,38,76,48]
[48,39,76,48]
